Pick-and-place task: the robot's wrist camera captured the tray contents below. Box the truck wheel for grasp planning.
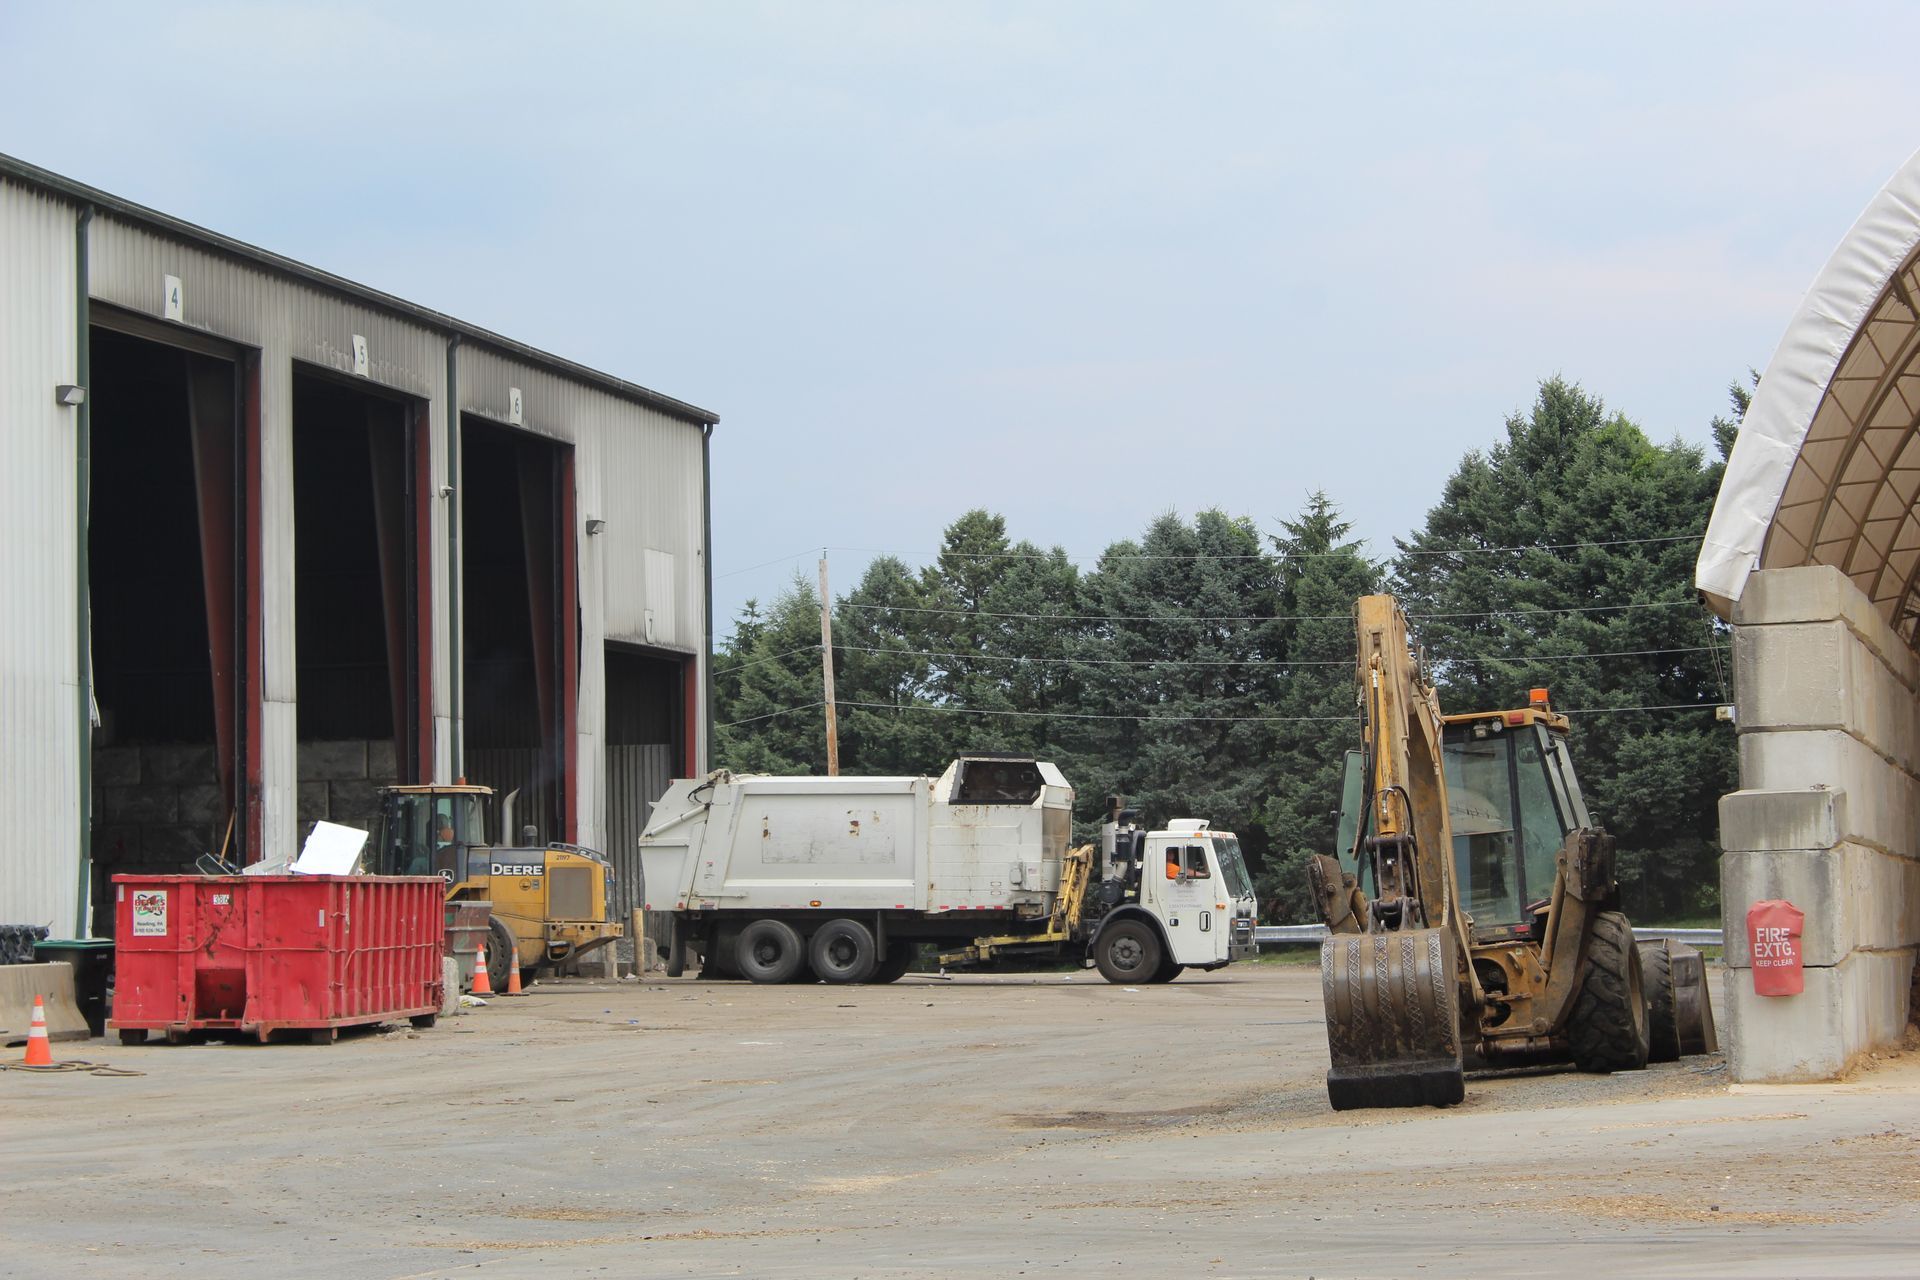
[486,917,516,991]
[871,943,917,983]
[809,919,879,984]
[1094,920,1162,984]
[1149,956,1184,984]
[1638,939,1681,1063]
[735,919,805,984]
[1569,910,1650,1073]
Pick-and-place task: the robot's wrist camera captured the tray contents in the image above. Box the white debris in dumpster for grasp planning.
[290,822,369,876]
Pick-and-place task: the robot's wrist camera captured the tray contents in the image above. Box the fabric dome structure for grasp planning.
[1698,148,1920,632]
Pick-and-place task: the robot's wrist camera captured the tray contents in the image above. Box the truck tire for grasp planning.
[486,917,516,992]
[735,919,805,984]
[1568,910,1650,1073]
[871,943,917,983]
[1149,956,1184,984]
[808,919,879,984]
[664,917,686,978]
[1639,939,1682,1063]
[1094,920,1162,985]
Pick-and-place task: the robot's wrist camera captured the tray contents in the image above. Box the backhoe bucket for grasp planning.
[1669,943,1720,1056]
[1320,927,1465,1110]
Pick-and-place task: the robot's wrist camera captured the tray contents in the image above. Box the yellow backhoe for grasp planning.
[1306,594,1715,1109]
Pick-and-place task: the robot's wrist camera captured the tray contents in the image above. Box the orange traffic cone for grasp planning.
[504,941,525,996]
[22,995,53,1067]
[471,942,494,996]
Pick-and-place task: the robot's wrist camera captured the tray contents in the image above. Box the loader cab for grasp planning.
[1440,697,1590,937]
[371,784,493,886]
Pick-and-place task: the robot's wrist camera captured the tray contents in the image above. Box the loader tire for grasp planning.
[1569,910,1650,1073]
[1639,939,1682,1063]
[870,943,917,983]
[1094,920,1162,984]
[486,917,516,992]
[809,919,879,984]
[735,919,805,984]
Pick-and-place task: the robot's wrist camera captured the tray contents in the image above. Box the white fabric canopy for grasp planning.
[1697,147,1920,642]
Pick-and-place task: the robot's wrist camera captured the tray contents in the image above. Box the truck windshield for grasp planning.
[1212,836,1255,899]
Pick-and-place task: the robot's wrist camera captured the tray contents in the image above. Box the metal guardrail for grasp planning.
[1256,924,1723,947]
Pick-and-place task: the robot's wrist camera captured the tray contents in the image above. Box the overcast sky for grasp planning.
[5,2,1919,631]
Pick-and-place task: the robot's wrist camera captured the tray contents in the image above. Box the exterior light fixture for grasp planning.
[584,518,607,536]
[55,384,86,407]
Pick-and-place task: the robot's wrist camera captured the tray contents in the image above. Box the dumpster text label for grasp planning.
[132,890,169,936]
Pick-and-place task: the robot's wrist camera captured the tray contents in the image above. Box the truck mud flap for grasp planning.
[1668,943,1719,1056]
[1320,927,1465,1110]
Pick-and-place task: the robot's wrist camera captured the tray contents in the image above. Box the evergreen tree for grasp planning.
[712,576,829,774]
[1258,493,1381,922]
[1390,378,1736,919]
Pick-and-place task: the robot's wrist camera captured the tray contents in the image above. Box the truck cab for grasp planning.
[1092,812,1259,981]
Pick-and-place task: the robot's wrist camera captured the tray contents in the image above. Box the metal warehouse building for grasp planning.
[1,155,716,938]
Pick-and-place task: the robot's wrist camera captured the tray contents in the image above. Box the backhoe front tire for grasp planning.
[1094,920,1162,985]
[1569,910,1650,1073]
[735,919,805,984]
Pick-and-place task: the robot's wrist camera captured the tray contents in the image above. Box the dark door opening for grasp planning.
[88,325,247,924]
[461,415,576,845]
[603,645,688,969]
[292,370,428,840]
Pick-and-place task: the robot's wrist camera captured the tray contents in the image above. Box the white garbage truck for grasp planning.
[638,755,1259,984]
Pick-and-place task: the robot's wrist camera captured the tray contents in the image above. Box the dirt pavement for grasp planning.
[4,964,1918,1279]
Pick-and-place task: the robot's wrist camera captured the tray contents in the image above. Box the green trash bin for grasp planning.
[33,939,115,1037]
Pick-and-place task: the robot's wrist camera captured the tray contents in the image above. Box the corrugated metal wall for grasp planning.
[89,217,453,862]
[607,743,675,967]
[459,347,709,852]
[0,180,81,929]
[3,168,709,912]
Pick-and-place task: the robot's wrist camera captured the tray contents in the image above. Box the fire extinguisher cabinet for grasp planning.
[108,875,447,1045]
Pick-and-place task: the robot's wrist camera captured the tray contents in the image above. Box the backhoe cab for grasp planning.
[370,783,620,989]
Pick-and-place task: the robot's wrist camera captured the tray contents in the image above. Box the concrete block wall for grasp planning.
[1724,565,1920,1080]
[296,740,399,835]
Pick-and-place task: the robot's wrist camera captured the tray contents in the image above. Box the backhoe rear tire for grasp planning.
[1569,910,1650,1073]
[1094,920,1162,985]
[1639,939,1682,1063]
[735,919,805,984]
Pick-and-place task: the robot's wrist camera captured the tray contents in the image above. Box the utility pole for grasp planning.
[818,552,839,776]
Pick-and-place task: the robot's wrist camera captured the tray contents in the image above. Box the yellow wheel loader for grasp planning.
[368,783,620,990]
[1305,594,1715,1110]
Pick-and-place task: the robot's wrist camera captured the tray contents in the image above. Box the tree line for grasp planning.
[714,378,1742,923]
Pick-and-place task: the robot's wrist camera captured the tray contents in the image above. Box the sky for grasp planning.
[5,2,1920,634]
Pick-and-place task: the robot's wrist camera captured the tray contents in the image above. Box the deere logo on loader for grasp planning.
[491,863,543,877]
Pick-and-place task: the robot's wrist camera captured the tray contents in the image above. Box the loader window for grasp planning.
[1443,735,1521,927]
[1514,730,1566,909]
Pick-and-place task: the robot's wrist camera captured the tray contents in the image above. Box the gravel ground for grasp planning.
[4,964,1917,1279]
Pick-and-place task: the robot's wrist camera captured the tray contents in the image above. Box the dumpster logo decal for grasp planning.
[132,889,169,936]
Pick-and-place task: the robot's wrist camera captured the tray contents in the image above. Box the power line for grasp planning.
[829,642,1718,670]
[717,700,825,729]
[837,597,1702,624]
[721,696,1729,729]
[713,645,822,677]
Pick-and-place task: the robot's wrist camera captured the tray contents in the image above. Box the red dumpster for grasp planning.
[108,875,446,1045]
